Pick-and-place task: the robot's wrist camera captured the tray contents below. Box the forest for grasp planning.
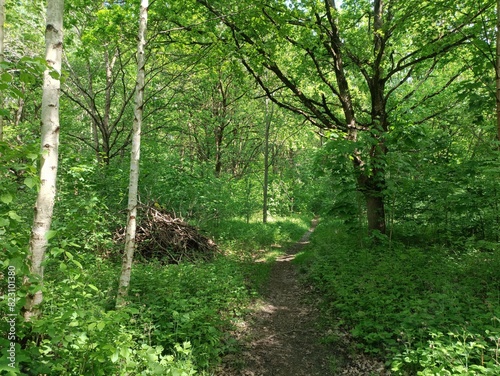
[1,0,500,374]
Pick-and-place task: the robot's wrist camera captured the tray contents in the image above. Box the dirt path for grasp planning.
[218,219,388,376]
[219,218,336,375]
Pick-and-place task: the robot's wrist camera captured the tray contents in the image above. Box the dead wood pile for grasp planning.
[114,205,218,263]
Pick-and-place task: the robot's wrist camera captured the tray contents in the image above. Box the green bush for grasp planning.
[22,307,197,376]
[127,257,253,369]
[0,250,198,376]
[0,180,311,375]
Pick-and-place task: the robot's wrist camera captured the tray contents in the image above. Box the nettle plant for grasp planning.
[392,329,500,375]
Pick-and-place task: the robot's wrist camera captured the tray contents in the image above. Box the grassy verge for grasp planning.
[295,219,500,375]
[202,213,311,294]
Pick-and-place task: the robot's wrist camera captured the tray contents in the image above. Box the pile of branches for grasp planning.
[114,205,218,264]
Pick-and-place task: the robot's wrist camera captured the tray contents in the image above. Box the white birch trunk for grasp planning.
[24,0,64,321]
[116,0,148,308]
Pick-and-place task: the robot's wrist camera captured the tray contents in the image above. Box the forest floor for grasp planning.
[218,218,387,376]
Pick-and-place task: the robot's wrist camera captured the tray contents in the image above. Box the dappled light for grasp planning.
[218,221,338,375]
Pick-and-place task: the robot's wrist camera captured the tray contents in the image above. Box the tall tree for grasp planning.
[263,96,273,223]
[24,0,64,321]
[172,62,262,178]
[116,0,148,308]
[62,3,137,164]
[196,0,488,233]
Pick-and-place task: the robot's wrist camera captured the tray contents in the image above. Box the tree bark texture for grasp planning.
[362,177,387,234]
[24,0,64,321]
[116,0,148,308]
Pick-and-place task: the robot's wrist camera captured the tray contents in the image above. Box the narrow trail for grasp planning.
[219,218,336,376]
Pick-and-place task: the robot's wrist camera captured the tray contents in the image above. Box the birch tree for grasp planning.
[116,0,148,308]
[24,0,64,321]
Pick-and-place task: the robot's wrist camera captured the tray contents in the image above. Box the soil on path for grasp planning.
[218,218,387,376]
[219,218,334,376]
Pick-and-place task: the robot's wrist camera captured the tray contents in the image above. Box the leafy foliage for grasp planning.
[0,213,309,374]
[2,0,500,374]
[299,219,500,375]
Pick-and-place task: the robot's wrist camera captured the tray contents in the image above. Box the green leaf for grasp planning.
[19,71,35,84]
[50,247,65,257]
[0,217,9,227]
[1,72,12,83]
[24,177,36,189]
[11,87,24,99]
[0,72,12,82]
[1,193,13,204]
[49,70,61,80]
[27,152,38,161]
[45,230,58,240]
[8,211,22,222]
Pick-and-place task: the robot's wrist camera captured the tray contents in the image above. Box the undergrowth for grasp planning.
[0,214,310,375]
[296,219,500,375]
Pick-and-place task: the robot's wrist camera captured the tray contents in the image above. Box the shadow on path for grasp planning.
[219,218,335,376]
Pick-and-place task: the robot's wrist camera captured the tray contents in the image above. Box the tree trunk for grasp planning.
[116,0,148,308]
[14,94,24,127]
[86,63,102,163]
[214,125,223,177]
[263,97,273,223]
[365,187,386,234]
[355,143,387,235]
[102,49,117,164]
[91,119,101,163]
[324,1,388,234]
[367,0,388,234]
[24,0,64,321]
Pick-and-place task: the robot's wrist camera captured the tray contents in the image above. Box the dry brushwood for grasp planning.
[114,205,218,263]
